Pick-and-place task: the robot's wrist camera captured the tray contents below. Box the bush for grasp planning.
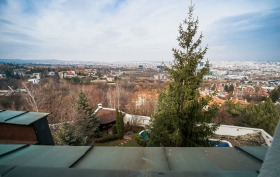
[133,133,147,147]
[95,134,122,143]
[54,122,86,146]
[112,125,117,134]
[124,123,144,133]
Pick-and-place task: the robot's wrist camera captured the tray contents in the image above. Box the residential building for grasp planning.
[58,71,77,79]
[32,73,41,79]
[27,78,39,84]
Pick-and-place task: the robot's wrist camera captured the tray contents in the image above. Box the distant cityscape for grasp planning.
[0,58,279,148]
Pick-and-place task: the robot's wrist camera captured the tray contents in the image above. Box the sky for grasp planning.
[0,0,279,62]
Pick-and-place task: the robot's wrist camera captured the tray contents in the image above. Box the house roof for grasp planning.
[0,110,49,125]
[0,144,267,177]
[209,97,225,105]
[132,90,159,102]
[233,99,250,105]
[95,109,117,124]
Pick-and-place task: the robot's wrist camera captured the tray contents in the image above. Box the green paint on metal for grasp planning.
[0,111,49,125]
[6,112,49,125]
[164,147,262,171]
[0,165,15,176]
[0,145,91,168]
[0,145,265,176]
[0,144,27,156]
[74,147,169,171]
[0,110,25,122]
[238,146,269,162]
[2,166,259,177]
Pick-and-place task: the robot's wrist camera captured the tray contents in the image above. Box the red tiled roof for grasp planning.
[66,71,75,75]
[209,97,225,105]
[96,109,116,124]
[233,99,250,105]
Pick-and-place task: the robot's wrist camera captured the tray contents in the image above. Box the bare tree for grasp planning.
[22,82,39,112]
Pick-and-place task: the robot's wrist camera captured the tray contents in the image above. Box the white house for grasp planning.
[28,78,40,84]
[48,71,55,76]
[32,73,41,80]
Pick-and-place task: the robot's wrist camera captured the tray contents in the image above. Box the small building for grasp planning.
[153,73,169,81]
[0,90,10,96]
[13,69,26,76]
[32,73,41,79]
[105,75,115,82]
[0,110,54,145]
[0,73,6,79]
[58,71,77,79]
[94,104,124,131]
[28,78,40,84]
[48,71,56,76]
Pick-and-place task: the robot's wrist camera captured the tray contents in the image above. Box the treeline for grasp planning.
[1,77,164,123]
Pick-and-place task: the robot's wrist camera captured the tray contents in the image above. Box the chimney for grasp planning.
[94,103,103,114]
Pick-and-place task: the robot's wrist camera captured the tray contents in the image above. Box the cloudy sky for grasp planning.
[0,0,279,62]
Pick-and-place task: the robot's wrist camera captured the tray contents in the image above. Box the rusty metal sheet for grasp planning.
[238,146,269,162]
[164,147,262,171]
[0,145,91,168]
[0,144,27,156]
[74,147,169,171]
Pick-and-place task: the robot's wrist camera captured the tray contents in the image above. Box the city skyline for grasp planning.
[0,0,279,62]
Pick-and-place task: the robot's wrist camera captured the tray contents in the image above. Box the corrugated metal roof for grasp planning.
[0,110,49,125]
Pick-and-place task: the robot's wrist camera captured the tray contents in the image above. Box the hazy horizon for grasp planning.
[0,0,279,62]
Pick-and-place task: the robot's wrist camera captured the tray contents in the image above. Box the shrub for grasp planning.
[112,124,117,134]
[54,122,86,146]
[95,134,122,143]
[133,133,147,147]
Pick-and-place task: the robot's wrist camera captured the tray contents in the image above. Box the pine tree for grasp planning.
[76,92,99,144]
[270,87,280,102]
[150,5,218,147]
[224,85,229,92]
[229,84,234,93]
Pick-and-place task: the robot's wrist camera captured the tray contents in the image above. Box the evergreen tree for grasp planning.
[150,5,218,147]
[240,99,280,135]
[116,109,125,138]
[225,99,279,135]
[76,92,99,144]
[224,85,229,92]
[270,87,280,102]
[229,84,234,93]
